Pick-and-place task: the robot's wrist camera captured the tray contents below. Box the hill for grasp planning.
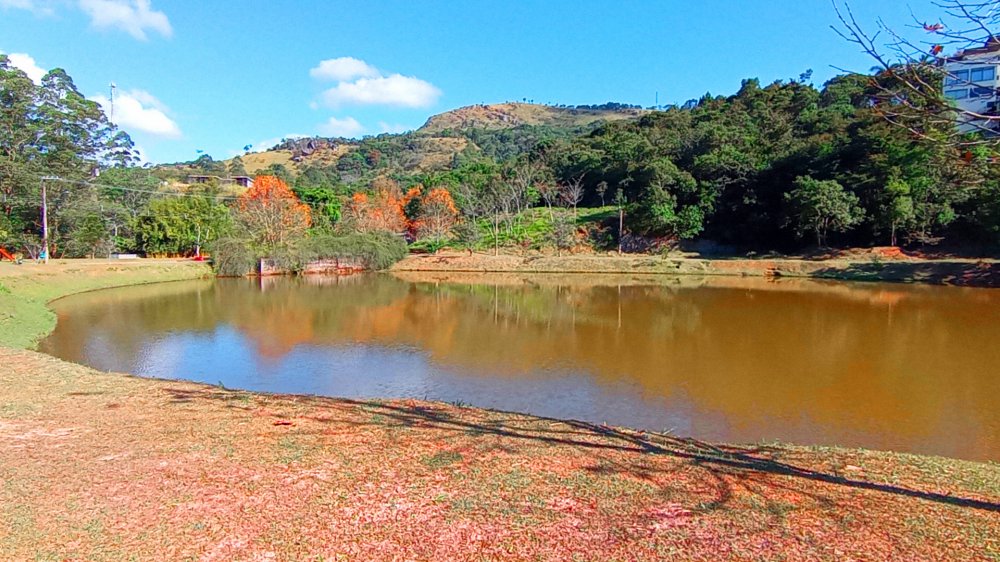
[419,102,646,134]
[156,103,647,182]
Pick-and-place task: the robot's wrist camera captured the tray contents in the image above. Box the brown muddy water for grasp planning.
[40,272,1000,461]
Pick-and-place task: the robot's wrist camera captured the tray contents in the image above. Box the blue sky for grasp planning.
[0,0,938,163]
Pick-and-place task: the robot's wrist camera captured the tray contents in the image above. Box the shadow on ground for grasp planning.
[811,261,1000,287]
[164,386,1000,514]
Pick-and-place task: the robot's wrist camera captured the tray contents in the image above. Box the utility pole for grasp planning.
[109,82,116,124]
[40,176,57,264]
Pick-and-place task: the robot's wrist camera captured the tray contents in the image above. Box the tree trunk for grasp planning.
[618,208,624,255]
[493,214,500,257]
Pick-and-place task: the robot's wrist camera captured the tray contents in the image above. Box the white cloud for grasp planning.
[378,121,411,134]
[0,51,46,83]
[0,0,55,15]
[317,116,364,138]
[310,57,379,82]
[311,57,441,109]
[321,74,441,109]
[91,88,181,138]
[78,0,172,40]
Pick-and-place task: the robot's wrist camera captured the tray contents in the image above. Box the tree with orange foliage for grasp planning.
[342,177,413,234]
[416,187,459,244]
[234,175,311,254]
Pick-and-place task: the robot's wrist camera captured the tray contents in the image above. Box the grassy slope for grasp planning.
[419,102,646,133]
[0,259,997,560]
[0,259,211,349]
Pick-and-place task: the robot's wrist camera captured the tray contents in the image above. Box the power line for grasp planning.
[35,175,243,201]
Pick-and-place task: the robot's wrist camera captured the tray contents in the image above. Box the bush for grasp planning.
[211,236,256,276]
[306,231,408,270]
[212,231,408,275]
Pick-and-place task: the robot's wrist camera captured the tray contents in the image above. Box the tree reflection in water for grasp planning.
[42,272,1000,461]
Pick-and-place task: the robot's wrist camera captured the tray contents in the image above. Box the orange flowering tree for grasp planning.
[342,178,413,234]
[234,175,312,254]
[416,187,459,244]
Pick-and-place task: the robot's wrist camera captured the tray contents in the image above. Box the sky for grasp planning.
[0,0,941,164]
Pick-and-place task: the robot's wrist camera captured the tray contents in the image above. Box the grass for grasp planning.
[0,259,211,349]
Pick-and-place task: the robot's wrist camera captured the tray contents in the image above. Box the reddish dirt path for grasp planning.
[1,348,997,561]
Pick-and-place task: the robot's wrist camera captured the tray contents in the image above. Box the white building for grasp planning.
[943,39,1000,133]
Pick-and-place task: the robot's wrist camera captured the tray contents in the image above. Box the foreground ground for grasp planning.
[0,259,998,560]
[1,349,998,561]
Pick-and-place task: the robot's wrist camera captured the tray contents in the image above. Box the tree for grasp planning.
[342,177,410,234]
[0,62,136,257]
[833,0,1000,145]
[234,175,311,255]
[784,176,864,247]
[615,187,627,254]
[559,174,585,216]
[68,212,109,258]
[133,195,231,256]
[549,212,576,255]
[228,156,248,177]
[884,178,916,246]
[416,188,459,245]
[596,180,609,206]
[255,163,293,185]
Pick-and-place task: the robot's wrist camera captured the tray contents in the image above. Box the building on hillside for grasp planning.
[186,175,254,189]
[943,38,1000,133]
[187,174,221,184]
[231,175,254,188]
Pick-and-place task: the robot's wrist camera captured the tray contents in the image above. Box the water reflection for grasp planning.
[41,272,1000,461]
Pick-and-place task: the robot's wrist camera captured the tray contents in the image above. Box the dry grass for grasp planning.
[420,103,645,134]
[0,348,997,561]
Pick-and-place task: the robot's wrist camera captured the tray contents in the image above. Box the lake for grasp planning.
[40,272,1000,461]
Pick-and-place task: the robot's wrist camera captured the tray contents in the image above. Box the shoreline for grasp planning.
[0,259,212,349]
[393,252,1000,288]
[0,259,998,560]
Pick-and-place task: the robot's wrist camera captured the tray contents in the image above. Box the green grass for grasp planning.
[455,206,616,252]
[422,450,463,469]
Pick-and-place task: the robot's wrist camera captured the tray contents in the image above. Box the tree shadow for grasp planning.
[160,385,1000,514]
[811,261,1000,287]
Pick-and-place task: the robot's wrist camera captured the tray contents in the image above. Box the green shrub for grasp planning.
[306,232,408,270]
[212,232,407,275]
[211,236,256,276]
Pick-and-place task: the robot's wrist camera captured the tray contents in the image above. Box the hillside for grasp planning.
[419,102,646,134]
[158,103,646,181]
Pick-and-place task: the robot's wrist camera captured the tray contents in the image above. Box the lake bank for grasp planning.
[394,251,1000,288]
[1,260,998,560]
[0,259,212,349]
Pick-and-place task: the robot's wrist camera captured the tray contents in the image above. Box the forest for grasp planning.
[3,52,1000,270]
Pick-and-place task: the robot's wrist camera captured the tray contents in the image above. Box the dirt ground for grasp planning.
[1,348,997,561]
[393,251,1000,288]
